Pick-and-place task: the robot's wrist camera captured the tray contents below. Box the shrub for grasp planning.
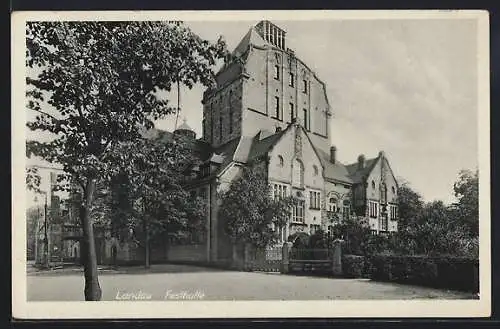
[342,255,365,278]
[367,254,479,292]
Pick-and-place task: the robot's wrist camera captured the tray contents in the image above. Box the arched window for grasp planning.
[328,197,338,213]
[371,180,376,189]
[293,159,304,188]
[392,186,396,194]
[312,165,319,176]
[278,155,284,167]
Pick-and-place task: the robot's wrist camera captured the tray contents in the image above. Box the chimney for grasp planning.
[378,150,385,158]
[330,145,337,164]
[358,154,365,170]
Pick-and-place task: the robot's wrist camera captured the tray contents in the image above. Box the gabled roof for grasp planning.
[232,26,269,56]
[314,148,353,184]
[247,128,289,161]
[345,157,379,184]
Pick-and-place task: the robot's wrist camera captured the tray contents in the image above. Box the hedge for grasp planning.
[367,254,479,292]
[342,255,366,278]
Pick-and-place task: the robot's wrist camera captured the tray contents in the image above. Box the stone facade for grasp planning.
[59,20,400,266]
[188,20,400,262]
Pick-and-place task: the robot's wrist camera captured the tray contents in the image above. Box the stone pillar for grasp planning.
[281,242,292,274]
[331,239,344,276]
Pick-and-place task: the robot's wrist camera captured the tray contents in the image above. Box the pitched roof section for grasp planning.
[232,26,269,56]
[345,157,379,184]
[210,137,242,175]
[247,128,289,161]
[314,148,353,184]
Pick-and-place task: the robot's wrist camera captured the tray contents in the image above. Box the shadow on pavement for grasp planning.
[27,263,232,276]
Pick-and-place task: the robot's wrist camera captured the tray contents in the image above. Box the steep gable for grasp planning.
[345,157,379,184]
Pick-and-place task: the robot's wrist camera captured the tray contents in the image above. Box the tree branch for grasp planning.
[29,108,59,121]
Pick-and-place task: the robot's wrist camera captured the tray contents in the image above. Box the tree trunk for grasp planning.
[81,179,102,301]
[144,216,150,269]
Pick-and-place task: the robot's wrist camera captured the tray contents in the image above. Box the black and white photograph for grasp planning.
[12,10,490,318]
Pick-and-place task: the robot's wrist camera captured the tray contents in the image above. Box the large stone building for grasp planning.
[172,20,400,263]
[56,20,399,266]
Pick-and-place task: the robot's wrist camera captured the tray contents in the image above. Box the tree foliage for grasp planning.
[26,21,226,300]
[393,173,479,258]
[219,166,297,249]
[451,169,479,237]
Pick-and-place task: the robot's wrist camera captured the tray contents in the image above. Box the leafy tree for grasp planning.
[26,21,226,300]
[219,166,296,249]
[396,180,424,230]
[111,136,207,268]
[451,169,479,237]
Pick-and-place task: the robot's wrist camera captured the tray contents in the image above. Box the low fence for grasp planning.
[288,248,334,275]
[245,247,282,272]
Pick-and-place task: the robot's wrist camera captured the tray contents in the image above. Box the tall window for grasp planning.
[273,184,288,200]
[274,65,280,80]
[368,200,379,218]
[390,204,398,220]
[343,200,350,220]
[289,72,294,87]
[202,119,206,139]
[303,108,309,130]
[274,96,281,120]
[229,91,233,134]
[289,103,294,122]
[309,191,320,209]
[302,79,308,94]
[292,200,305,223]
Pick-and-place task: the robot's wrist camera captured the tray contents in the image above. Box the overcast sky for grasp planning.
[26,18,479,206]
[154,18,479,204]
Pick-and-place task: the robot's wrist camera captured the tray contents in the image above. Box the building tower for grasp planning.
[202,20,332,153]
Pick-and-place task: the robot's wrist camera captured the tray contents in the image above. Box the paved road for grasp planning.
[27,264,474,301]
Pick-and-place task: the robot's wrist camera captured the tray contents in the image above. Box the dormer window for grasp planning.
[371,180,376,189]
[313,165,318,176]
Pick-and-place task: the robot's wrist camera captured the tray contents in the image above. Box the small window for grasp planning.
[392,186,396,194]
[289,73,294,87]
[302,79,307,93]
[371,180,376,189]
[278,155,284,167]
[313,165,318,176]
[274,65,280,80]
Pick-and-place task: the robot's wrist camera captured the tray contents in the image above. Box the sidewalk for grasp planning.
[27,263,118,276]
[26,263,225,276]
